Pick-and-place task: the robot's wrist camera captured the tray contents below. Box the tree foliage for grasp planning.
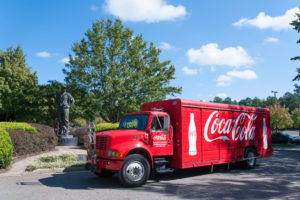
[0,46,38,121]
[292,108,300,135]
[35,81,64,126]
[291,7,300,81]
[211,91,300,113]
[268,104,293,133]
[63,18,181,122]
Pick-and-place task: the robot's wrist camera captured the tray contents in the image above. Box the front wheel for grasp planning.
[243,148,256,169]
[118,154,150,187]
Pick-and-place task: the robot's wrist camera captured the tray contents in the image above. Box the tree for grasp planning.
[63,19,181,122]
[35,81,64,126]
[0,46,38,121]
[239,97,253,106]
[268,104,293,133]
[212,96,223,103]
[292,108,300,136]
[278,92,300,112]
[291,7,300,81]
[294,84,300,94]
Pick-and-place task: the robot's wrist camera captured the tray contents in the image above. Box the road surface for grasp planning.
[0,150,299,200]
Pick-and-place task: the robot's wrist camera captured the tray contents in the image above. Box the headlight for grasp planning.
[108,150,123,158]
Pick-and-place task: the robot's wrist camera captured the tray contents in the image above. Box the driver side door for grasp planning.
[149,115,173,156]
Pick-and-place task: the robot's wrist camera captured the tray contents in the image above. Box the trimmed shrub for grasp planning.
[8,130,57,156]
[0,128,13,168]
[30,123,55,136]
[271,132,291,144]
[95,123,119,132]
[72,118,87,127]
[70,127,88,147]
[0,122,38,134]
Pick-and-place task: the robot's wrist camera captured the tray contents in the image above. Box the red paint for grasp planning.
[88,99,273,177]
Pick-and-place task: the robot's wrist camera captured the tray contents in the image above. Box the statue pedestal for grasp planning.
[58,135,78,146]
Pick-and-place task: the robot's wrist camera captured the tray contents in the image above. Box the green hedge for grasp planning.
[271,132,291,144]
[95,123,119,132]
[0,128,13,168]
[0,122,38,134]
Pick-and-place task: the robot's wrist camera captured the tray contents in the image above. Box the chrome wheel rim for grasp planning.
[126,161,145,182]
[247,152,255,166]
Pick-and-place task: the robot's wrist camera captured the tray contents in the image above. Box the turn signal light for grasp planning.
[108,150,123,158]
[144,133,149,140]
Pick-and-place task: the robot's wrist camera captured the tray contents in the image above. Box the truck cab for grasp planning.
[87,111,173,186]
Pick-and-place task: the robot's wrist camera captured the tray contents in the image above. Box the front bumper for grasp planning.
[88,158,123,174]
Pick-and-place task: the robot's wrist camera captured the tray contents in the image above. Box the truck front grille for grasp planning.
[96,135,108,151]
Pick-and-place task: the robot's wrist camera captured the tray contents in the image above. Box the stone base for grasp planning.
[58,135,78,146]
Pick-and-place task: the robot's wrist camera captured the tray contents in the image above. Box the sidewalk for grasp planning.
[0,146,87,177]
[272,145,300,152]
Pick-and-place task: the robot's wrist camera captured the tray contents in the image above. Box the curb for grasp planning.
[28,166,87,175]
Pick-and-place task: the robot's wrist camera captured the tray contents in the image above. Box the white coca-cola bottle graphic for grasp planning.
[263,118,268,149]
[188,113,197,156]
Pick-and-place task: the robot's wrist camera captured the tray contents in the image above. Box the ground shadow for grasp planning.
[39,151,300,199]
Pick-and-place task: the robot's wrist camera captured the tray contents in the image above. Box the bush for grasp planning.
[0,128,13,168]
[29,123,55,136]
[95,123,119,132]
[8,130,57,156]
[72,118,87,127]
[0,122,38,134]
[271,132,291,144]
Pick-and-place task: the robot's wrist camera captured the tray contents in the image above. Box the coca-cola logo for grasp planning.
[204,111,257,142]
[153,134,166,141]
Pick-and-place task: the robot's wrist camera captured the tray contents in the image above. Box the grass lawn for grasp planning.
[26,153,85,171]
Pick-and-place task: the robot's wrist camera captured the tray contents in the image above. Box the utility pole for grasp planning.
[271,91,278,103]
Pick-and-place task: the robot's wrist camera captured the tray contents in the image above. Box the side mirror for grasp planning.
[163,115,170,134]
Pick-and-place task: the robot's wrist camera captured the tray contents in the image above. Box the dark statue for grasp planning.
[56,85,75,136]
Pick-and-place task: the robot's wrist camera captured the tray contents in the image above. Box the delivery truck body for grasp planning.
[86,99,273,186]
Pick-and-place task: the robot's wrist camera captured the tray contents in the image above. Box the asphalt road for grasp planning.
[0,151,299,200]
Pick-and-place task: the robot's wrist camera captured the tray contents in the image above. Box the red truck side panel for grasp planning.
[142,99,273,170]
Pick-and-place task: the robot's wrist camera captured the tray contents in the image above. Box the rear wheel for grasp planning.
[118,154,150,187]
[243,148,256,169]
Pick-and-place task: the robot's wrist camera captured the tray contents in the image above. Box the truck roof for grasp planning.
[142,99,269,113]
[123,111,167,116]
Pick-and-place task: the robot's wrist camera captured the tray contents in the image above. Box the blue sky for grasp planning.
[0,0,299,101]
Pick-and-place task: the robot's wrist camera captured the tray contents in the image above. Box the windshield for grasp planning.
[119,114,149,130]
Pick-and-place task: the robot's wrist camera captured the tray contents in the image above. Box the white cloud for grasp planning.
[159,42,175,50]
[59,57,69,64]
[216,93,227,99]
[182,66,198,75]
[210,66,216,72]
[233,7,298,31]
[36,51,51,58]
[187,43,254,68]
[91,5,99,12]
[227,70,258,80]
[217,69,257,87]
[103,0,187,23]
[263,37,279,44]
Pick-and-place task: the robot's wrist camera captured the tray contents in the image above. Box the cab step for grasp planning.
[155,168,174,174]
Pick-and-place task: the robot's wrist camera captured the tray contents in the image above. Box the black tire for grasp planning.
[94,169,115,177]
[243,148,256,169]
[118,154,150,187]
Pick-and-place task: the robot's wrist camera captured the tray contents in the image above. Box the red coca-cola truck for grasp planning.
[86,99,273,186]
